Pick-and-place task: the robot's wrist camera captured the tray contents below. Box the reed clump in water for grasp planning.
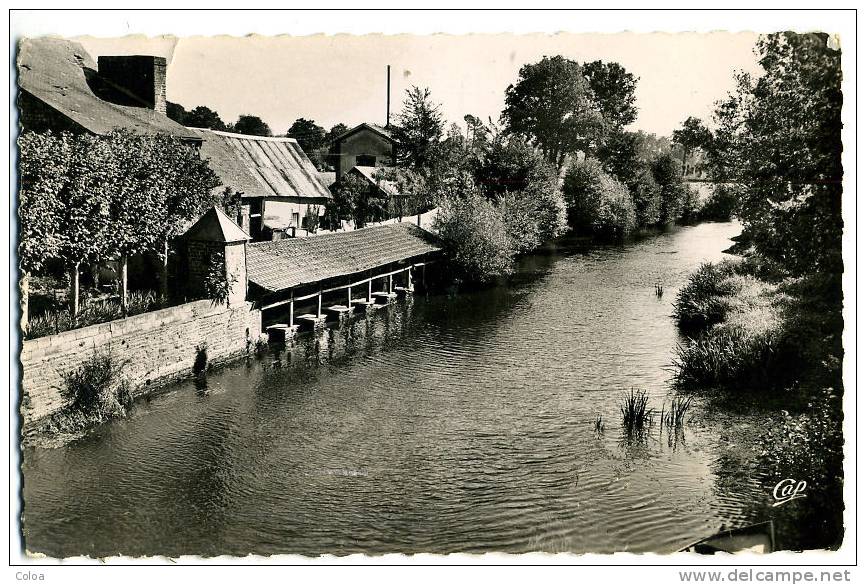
[620,388,654,433]
[594,414,605,434]
[660,395,693,428]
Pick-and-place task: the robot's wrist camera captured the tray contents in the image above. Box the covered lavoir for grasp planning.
[245,223,441,339]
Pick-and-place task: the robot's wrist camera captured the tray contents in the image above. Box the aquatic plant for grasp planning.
[620,388,654,433]
[660,395,693,428]
[594,414,605,434]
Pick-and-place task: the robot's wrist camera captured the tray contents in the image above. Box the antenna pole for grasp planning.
[386,65,391,127]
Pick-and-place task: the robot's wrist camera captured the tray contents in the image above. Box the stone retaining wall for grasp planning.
[19,300,261,428]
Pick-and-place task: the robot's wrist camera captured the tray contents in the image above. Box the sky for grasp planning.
[77,32,762,138]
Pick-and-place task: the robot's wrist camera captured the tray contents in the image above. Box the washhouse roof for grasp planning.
[247,223,440,293]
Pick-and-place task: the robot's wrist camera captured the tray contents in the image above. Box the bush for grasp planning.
[45,351,131,435]
[433,193,515,284]
[674,261,739,329]
[592,174,636,239]
[680,184,702,223]
[563,157,636,239]
[672,321,784,389]
[699,183,742,221]
[672,260,796,390]
[500,187,568,255]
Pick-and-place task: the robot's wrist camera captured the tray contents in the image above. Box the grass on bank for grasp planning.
[672,259,794,389]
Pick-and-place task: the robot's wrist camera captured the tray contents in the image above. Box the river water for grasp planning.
[22,221,790,557]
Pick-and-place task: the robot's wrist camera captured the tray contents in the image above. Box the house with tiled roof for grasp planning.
[17,37,200,142]
[195,129,332,240]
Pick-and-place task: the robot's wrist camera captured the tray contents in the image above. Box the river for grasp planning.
[22,220,793,557]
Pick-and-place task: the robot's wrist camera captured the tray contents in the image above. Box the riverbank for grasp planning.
[671,258,844,550]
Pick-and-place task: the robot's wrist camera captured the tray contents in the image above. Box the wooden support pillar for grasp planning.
[317,291,322,318]
[407,267,413,291]
[348,285,352,306]
[289,299,294,327]
[422,264,427,289]
[388,273,393,293]
[367,279,372,302]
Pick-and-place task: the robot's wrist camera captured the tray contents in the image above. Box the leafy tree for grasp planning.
[712,32,842,278]
[330,172,387,229]
[230,114,272,137]
[185,106,228,131]
[324,123,349,143]
[629,168,662,227]
[391,86,445,169]
[672,116,713,177]
[562,157,636,239]
[582,60,639,129]
[18,132,113,316]
[502,56,606,170]
[323,122,350,170]
[166,101,187,125]
[650,152,688,225]
[286,118,326,154]
[433,193,515,284]
[474,136,557,199]
[18,130,221,319]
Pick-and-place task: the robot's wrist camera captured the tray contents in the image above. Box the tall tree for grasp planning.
[185,106,228,131]
[166,101,187,125]
[671,116,713,177]
[714,32,842,278]
[18,132,113,317]
[391,86,445,169]
[286,118,326,153]
[502,56,605,170]
[231,114,272,137]
[582,60,639,129]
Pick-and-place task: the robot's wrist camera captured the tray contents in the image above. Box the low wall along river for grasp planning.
[20,300,262,427]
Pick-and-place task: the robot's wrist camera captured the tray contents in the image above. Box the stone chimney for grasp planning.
[97,55,167,114]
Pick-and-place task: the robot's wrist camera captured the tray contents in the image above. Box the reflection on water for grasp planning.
[22,221,798,557]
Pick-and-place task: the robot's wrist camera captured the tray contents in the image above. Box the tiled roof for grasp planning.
[196,129,332,200]
[331,122,394,145]
[247,223,440,292]
[17,37,200,140]
[183,206,250,243]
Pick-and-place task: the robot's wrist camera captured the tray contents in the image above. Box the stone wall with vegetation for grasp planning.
[19,299,262,428]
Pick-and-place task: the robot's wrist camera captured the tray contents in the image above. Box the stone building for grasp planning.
[329,122,396,183]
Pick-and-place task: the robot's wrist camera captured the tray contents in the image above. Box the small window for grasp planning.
[356,155,376,167]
